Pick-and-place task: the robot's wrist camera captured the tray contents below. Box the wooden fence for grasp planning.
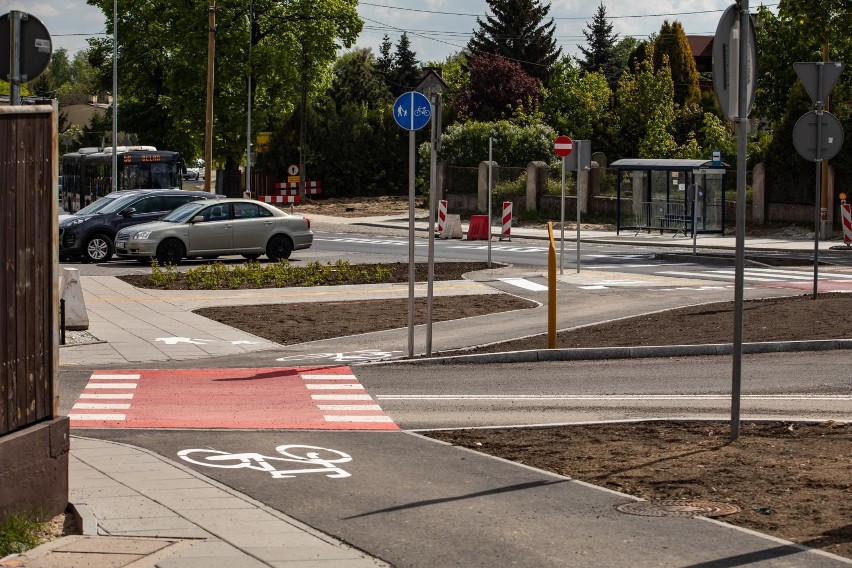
[0,104,58,436]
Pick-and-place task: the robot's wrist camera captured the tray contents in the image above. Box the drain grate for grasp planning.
[616,500,741,518]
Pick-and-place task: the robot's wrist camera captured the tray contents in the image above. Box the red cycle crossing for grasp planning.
[69,367,398,430]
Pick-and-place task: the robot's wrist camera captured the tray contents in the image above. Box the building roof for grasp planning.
[687,35,714,58]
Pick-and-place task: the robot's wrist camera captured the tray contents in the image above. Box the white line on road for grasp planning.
[89,374,141,380]
[498,278,548,291]
[324,415,395,422]
[68,413,127,421]
[376,394,852,401]
[78,393,134,399]
[302,374,359,381]
[306,384,365,390]
[84,383,137,389]
[72,403,131,410]
[317,404,383,411]
[311,394,374,400]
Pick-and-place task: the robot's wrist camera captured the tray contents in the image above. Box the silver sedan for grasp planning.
[114,198,312,264]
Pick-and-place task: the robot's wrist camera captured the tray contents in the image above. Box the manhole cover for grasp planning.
[616,500,740,518]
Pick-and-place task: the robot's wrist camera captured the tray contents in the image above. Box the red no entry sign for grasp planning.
[553,135,573,157]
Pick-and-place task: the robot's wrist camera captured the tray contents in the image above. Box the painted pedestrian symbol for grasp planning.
[178,445,352,479]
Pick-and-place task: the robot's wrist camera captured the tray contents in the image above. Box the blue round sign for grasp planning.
[393,91,431,131]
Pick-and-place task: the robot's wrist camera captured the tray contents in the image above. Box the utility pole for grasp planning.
[111,0,118,192]
[203,0,216,192]
[245,0,253,198]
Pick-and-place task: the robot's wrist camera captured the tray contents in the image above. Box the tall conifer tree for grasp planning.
[467,0,561,84]
[653,20,701,106]
[578,3,621,90]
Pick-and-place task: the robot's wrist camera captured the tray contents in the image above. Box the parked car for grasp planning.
[182,166,203,180]
[114,198,313,265]
[182,160,204,180]
[59,189,221,263]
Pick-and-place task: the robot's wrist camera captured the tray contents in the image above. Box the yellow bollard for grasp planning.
[547,222,556,348]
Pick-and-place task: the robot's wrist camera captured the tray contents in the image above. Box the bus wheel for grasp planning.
[156,239,185,265]
[84,233,114,263]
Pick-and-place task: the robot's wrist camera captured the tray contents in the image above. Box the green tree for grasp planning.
[467,0,561,84]
[454,54,541,122]
[653,20,700,106]
[85,0,361,191]
[436,119,555,168]
[543,57,611,141]
[611,59,675,159]
[577,3,621,90]
[389,32,420,96]
[376,34,393,84]
[330,48,392,109]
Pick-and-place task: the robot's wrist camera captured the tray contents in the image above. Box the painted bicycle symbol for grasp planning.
[177,445,352,479]
[275,349,401,363]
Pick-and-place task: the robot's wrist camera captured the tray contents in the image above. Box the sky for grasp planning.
[6,0,776,65]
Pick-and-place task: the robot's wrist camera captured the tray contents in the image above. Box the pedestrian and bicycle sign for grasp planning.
[393,91,431,131]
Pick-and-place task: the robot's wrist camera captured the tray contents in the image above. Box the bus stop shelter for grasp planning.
[611,158,728,236]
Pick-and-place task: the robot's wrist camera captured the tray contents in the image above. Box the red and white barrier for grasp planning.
[842,201,852,245]
[261,195,300,204]
[274,187,321,196]
[500,201,512,241]
[437,200,447,234]
[274,180,321,190]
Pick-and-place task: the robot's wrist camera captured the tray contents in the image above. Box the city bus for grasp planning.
[60,146,185,213]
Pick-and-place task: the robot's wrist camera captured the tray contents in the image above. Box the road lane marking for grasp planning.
[68,413,127,421]
[310,394,374,400]
[305,384,365,390]
[323,415,395,423]
[78,393,134,399]
[72,403,131,410]
[317,405,383,411]
[90,374,140,380]
[84,383,137,389]
[498,278,548,291]
[377,394,852,401]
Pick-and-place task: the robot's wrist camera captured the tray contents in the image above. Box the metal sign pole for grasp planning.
[576,140,582,274]
[9,11,21,105]
[812,63,824,300]
[407,96,416,358]
[730,0,750,442]
[559,155,565,274]
[487,137,493,268]
[426,94,440,356]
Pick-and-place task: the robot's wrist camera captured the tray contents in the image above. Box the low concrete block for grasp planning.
[60,267,89,330]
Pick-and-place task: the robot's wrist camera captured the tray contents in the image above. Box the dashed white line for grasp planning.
[305,384,365,390]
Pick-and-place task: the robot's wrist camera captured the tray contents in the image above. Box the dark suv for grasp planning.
[59,189,221,262]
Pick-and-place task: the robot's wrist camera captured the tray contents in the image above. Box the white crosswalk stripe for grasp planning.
[659,268,852,283]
